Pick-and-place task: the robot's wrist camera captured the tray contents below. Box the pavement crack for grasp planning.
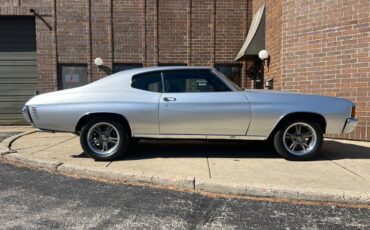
[55,162,64,171]
[28,136,77,155]
[206,153,212,178]
[1,150,16,156]
[322,154,368,181]
[106,161,113,167]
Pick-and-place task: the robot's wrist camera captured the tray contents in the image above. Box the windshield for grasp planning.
[213,69,243,91]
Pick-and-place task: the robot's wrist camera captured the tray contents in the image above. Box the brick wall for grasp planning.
[251,0,282,89]
[56,0,88,64]
[113,0,144,65]
[0,0,249,91]
[158,0,188,64]
[215,0,248,64]
[191,0,214,66]
[281,0,370,141]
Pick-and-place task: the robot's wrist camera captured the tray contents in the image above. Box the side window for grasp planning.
[131,72,162,93]
[163,70,231,93]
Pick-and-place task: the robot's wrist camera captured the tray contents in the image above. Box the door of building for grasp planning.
[0,16,37,124]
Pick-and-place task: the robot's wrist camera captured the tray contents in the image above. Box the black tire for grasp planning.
[80,117,130,161]
[273,119,323,161]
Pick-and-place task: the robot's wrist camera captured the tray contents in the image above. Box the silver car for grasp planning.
[23,67,358,161]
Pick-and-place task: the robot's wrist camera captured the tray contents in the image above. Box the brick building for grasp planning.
[0,0,369,141]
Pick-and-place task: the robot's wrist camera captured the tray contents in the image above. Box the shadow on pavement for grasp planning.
[321,140,370,160]
[125,140,279,160]
[73,139,370,161]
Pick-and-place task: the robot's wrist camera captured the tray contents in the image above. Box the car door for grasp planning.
[159,69,251,136]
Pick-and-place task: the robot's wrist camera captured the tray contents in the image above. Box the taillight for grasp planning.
[351,106,356,118]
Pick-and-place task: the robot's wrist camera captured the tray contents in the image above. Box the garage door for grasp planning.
[0,17,37,125]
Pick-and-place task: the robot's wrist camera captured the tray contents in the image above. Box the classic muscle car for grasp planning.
[23,67,358,161]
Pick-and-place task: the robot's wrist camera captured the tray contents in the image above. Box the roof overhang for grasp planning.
[235,4,266,61]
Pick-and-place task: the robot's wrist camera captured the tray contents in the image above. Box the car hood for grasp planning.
[244,89,354,106]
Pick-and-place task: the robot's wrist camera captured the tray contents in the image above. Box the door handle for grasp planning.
[163,97,177,102]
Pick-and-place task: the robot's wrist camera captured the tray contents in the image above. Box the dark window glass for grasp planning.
[131,72,162,93]
[215,64,242,86]
[163,70,231,93]
[113,63,143,73]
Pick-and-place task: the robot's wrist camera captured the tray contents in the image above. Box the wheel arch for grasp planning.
[75,112,132,137]
[268,112,327,140]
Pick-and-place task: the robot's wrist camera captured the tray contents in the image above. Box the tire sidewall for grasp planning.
[80,117,129,161]
[273,119,323,161]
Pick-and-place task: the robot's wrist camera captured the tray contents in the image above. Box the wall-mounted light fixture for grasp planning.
[29,8,53,31]
[94,57,104,71]
[258,50,269,61]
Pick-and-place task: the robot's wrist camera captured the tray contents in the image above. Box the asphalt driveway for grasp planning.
[1,162,369,229]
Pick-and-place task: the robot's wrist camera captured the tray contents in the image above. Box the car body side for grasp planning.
[24,67,355,140]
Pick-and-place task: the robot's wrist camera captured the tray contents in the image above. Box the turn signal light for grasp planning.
[351,106,356,118]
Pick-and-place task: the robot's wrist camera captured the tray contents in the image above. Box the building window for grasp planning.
[113,63,143,73]
[57,64,88,90]
[215,64,242,86]
[158,63,187,66]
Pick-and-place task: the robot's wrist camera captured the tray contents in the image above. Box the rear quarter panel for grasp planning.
[27,89,161,134]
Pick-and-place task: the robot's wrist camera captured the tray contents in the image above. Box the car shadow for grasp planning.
[73,139,370,161]
[125,140,279,160]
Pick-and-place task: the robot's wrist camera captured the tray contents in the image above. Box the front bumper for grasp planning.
[22,106,33,125]
[342,118,358,134]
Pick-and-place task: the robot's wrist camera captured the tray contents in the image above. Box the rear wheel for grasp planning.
[273,119,323,160]
[80,117,130,161]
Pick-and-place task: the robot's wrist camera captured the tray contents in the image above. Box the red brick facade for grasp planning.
[1,0,369,141]
[254,0,370,141]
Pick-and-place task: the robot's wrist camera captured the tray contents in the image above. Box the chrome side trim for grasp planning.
[134,134,266,141]
[342,118,358,134]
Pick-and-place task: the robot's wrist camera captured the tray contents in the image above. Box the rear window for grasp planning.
[131,72,162,93]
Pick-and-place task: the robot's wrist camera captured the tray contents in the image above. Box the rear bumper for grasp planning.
[342,118,358,134]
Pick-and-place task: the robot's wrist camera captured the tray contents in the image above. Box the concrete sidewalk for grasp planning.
[1,130,369,205]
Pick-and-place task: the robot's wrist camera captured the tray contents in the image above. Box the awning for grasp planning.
[235,4,266,61]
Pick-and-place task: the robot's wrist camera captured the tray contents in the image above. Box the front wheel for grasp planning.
[273,119,323,161]
[80,117,130,161]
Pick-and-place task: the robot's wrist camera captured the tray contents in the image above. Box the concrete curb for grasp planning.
[1,131,369,206]
[195,180,370,205]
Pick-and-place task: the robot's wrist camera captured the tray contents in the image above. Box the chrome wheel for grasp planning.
[283,122,317,156]
[87,122,120,156]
